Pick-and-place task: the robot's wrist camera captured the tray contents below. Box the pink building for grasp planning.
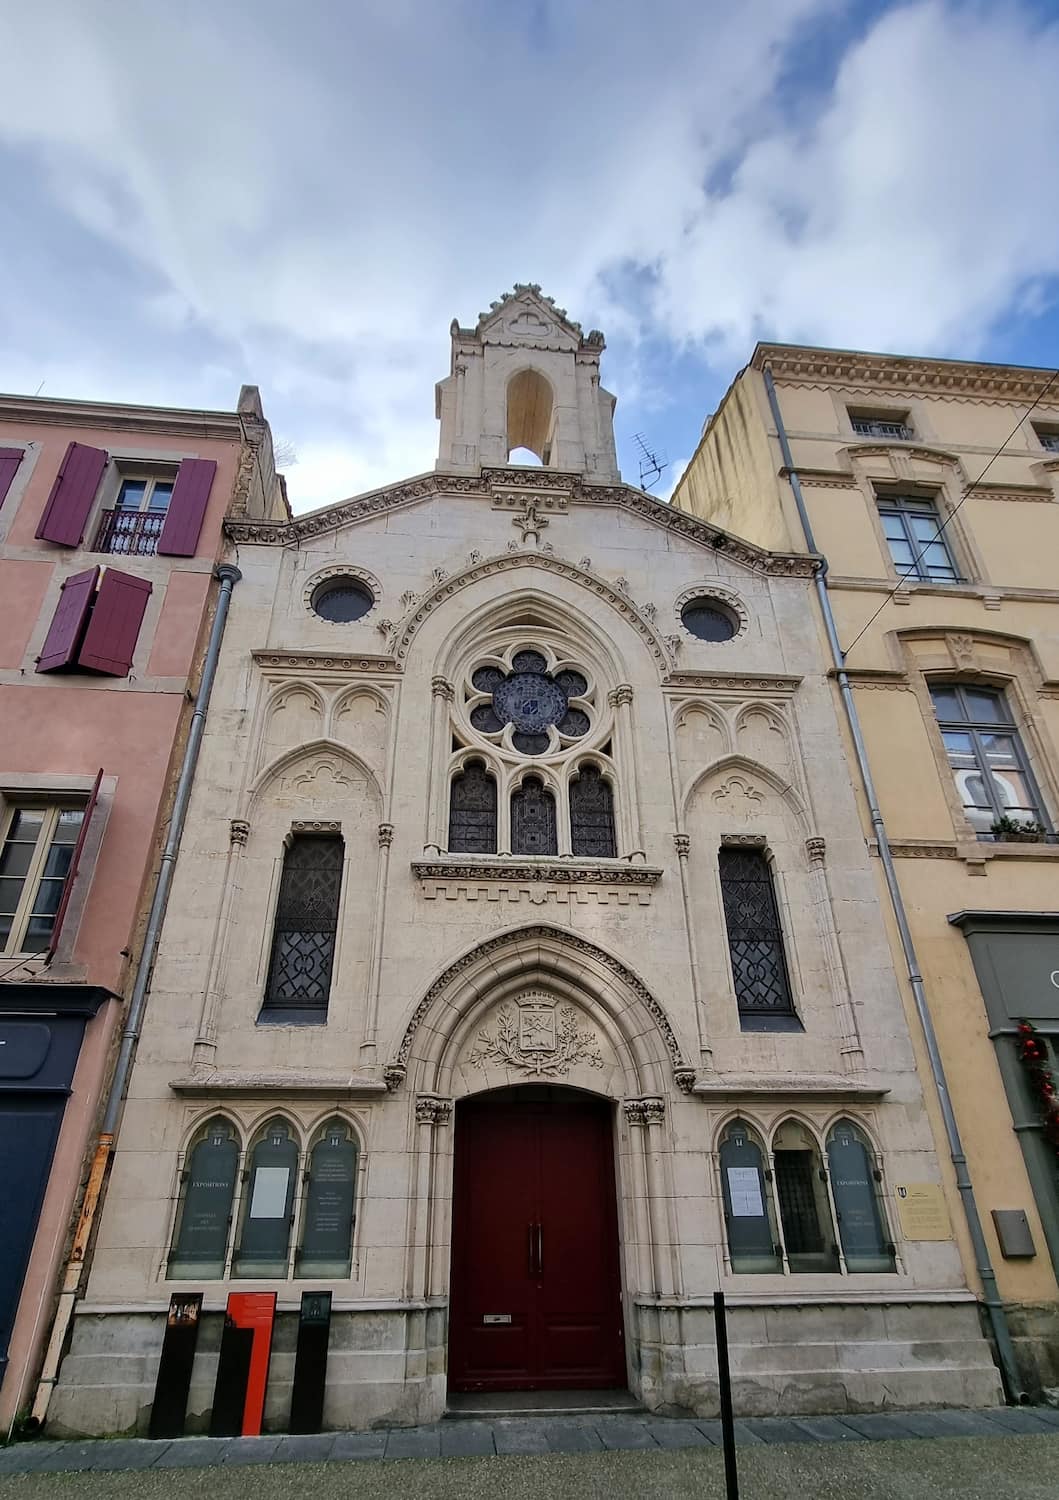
[0,387,284,1432]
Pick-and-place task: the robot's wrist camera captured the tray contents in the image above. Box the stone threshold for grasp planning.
[5,1407,1059,1472]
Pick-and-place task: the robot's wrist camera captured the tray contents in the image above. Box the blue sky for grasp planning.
[1,0,1057,510]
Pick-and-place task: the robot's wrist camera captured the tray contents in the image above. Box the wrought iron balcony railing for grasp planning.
[93,509,165,556]
[851,418,915,440]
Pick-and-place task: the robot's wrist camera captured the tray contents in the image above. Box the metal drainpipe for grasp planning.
[28,564,242,1431]
[762,366,1025,1403]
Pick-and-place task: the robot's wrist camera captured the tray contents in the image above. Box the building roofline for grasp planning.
[0,391,245,440]
[750,343,1059,405]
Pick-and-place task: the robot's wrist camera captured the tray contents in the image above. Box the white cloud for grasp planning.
[0,1,1056,510]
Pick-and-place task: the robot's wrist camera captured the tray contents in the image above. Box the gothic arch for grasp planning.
[248,738,384,810]
[506,367,555,461]
[392,552,673,677]
[681,752,809,831]
[389,922,691,1098]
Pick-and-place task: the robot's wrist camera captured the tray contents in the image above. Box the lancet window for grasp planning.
[718,846,796,1022]
[261,833,343,1022]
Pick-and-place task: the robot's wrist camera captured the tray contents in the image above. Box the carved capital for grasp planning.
[415,1095,452,1126]
[378,823,395,848]
[673,1068,697,1095]
[383,1064,406,1092]
[608,684,634,708]
[805,836,826,866]
[673,833,691,860]
[431,676,455,701]
[623,1096,665,1127]
[229,819,250,847]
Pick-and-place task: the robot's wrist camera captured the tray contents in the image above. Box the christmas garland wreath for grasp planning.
[1015,1019,1059,1156]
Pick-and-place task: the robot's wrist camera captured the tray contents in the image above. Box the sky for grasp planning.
[1,0,1058,511]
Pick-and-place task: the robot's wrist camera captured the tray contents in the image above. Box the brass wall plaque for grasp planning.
[894,1183,951,1240]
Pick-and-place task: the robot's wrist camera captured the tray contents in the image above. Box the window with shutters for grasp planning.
[0,447,24,512]
[569,764,616,858]
[0,804,86,955]
[448,760,498,854]
[93,472,174,556]
[261,834,343,1022]
[718,846,798,1026]
[36,566,152,678]
[511,775,558,855]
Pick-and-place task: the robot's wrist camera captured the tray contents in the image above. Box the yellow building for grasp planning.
[674,345,1059,1395]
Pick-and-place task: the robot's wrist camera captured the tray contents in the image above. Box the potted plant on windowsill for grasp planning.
[990,814,1048,844]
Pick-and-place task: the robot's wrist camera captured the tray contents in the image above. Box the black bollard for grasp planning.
[713,1290,740,1500]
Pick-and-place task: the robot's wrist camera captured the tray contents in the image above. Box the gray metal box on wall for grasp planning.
[992,1208,1036,1258]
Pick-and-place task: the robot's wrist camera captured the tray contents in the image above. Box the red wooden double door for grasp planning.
[448,1087,625,1391]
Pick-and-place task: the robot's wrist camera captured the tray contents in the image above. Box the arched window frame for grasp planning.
[294,1115,362,1279]
[824,1116,898,1275]
[769,1117,839,1275]
[506,367,556,465]
[232,1116,302,1280]
[510,770,559,856]
[167,1114,242,1282]
[715,1116,782,1275]
[447,754,499,854]
[717,841,801,1030]
[568,758,619,859]
[260,830,346,1024]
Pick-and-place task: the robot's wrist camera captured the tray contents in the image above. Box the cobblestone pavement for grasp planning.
[0,1405,1058,1475]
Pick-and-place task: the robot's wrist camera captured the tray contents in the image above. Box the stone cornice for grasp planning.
[169,1070,388,1097]
[693,1074,889,1101]
[753,344,1059,408]
[225,467,819,578]
[252,648,401,675]
[664,671,802,695]
[412,858,662,886]
[0,392,242,440]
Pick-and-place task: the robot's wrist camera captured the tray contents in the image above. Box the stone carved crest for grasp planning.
[468,995,604,1078]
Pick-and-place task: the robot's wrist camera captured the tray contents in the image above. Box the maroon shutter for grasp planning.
[0,447,23,510]
[36,566,100,672]
[157,457,217,556]
[46,768,104,962]
[35,442,108,546]
[77,567,152,675]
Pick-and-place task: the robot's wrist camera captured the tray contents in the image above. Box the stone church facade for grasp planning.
[50,289,1000,1434]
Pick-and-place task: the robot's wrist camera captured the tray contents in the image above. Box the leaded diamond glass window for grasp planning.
[511,775,557,855]
[569,765,617,858]
[718,846,796,1020]
[262,834,343,1021]
[449,760,497,853]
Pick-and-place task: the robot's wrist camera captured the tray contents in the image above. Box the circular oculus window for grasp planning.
[311,577,375,622]
[680,597,738,642]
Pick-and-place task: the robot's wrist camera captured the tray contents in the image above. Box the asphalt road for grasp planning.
[1,1437,1058,1500]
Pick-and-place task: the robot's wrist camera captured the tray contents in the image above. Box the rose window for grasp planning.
[467,649,592,756]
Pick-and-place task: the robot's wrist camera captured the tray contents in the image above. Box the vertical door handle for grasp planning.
[536,1223,543,1275]
[528,1224,536,1276]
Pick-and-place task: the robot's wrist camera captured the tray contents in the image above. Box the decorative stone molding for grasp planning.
[392,553,673,673]
[607,684,634,708]
[974,484,1054,504]
[229,819,250,847]
[783,468,860,491]
[412,859,661,907]
[805,837,826,865]
[692,1075,889,1101]
[383,1065,406,1092]
[415,1095,452,1125]
[665,672,801,696]
[673,1068,697,1095]
[291,819,341,835]
[578,556,592,570]
[226,468,818,577]
[253,649,400,675]
[673,833,690,860]
[874,842,959,859]
[169,1070,387,1098]
[623,1097,666,1126]
[754,344,1059,407]
[431,676,455,701]
[393,923,687,1071]
[721,832,768,847]
[302,563,382,621]
[467,998,604,1078]
[378,823,394,848]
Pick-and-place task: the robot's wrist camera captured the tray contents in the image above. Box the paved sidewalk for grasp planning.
[1,1405,1058,1473]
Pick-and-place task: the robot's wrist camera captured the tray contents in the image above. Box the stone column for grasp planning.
[623,1098,675,1297]
[805,836,864,1069]
[425,677,454,854]
[673,832,711,1067]
[361,822,394,1059]
[406,1096,452,1301]
[193,818,250,1065]
[608,685,645,860]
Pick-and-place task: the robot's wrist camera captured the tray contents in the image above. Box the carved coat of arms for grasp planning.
[468,995,603,1077]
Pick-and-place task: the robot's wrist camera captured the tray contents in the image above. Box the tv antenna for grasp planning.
[633,432,668,493]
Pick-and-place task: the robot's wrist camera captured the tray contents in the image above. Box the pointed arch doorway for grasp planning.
[448,1085,626,1392]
